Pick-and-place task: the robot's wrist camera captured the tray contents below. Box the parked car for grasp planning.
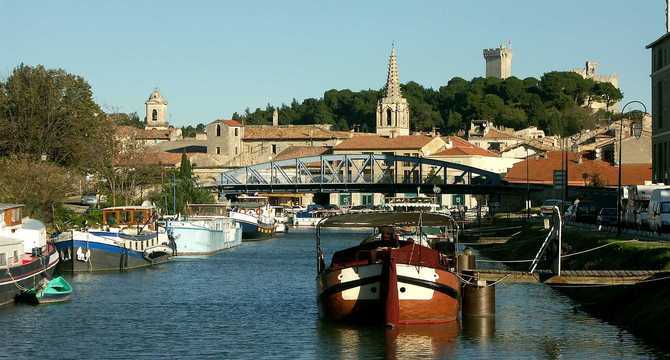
[574,202,597,224]
[597,208,618,227]
[647,188,670,233]
[540,199,566,216]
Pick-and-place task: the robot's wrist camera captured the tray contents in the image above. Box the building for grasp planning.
[205,120,352,166]
[483,42,512,79]
[145,89,169,129]
[376,47,410,137]
[467,120,522,152]
[505,151,652,187]
[572,61,620,112]
[647,10,670,184]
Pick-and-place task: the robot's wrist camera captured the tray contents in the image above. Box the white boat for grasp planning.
[292,207,340,227]
[271,206,289,233]
[386,196,441,212]
[166,204,242,256]
[229,196,276,240]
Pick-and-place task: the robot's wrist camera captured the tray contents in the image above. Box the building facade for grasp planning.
[145,89,169,129]
[647,26,670,184]
[483,43,512,79]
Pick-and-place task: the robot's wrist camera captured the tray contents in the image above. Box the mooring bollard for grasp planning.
[457,248,476,273]
[461,280,495,318]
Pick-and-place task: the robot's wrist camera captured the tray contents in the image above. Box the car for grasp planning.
[574,202,598,224]
[540,199,566,216]
[647,188,670,233]
[597,208,618,227]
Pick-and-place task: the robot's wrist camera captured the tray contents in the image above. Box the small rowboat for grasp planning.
[15,276,73,305]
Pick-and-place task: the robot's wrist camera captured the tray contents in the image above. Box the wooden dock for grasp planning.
[463,269,667,286]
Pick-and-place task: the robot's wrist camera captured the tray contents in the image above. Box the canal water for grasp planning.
[0,228,666,359]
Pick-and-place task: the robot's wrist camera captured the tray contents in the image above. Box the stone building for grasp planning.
[483,42,512,79]
[145,89,169,129]
[647,12,670,183]
[572,61,620,112]
[376,47,410,137]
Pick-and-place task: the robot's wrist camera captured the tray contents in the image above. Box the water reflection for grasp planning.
[385,322,460,359]
[461,316,495,340]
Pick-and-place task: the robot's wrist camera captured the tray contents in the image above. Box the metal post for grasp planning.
[172,172,177,215]
[617,117,623,236]
[526,147,530,221]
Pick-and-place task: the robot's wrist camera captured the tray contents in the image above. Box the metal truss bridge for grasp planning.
[216,154,521,195]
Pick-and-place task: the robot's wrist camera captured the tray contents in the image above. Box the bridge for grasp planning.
[216,153,526,195]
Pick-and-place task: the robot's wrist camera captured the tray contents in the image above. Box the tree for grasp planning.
[0,156,76,222]
[591,82,623,111]
[0,64,105,169]
[153,154,213,214]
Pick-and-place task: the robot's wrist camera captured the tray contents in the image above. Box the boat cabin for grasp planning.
[186,204,229,217]
[102,206,155,227]
[385,197,440,212]
[0,238,23,268]
[0,204,23,229]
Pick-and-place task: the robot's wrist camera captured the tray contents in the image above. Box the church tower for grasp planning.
[483,42,512,79]
[376,47,410,137]
[145,89,169,129]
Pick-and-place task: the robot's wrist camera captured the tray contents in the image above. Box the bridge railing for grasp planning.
[217,154,502,190]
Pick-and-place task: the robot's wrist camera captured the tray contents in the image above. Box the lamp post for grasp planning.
[616,100,647,236]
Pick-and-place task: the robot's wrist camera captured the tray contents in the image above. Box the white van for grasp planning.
[647,188,670,233]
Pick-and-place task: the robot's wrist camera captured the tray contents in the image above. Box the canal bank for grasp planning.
[475,223,670,348]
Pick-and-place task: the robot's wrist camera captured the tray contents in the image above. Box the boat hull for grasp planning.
[0,246,59,306]
[230,212,275,240]
[318,262,459,325]
[54,231,171,272]
[167,219,242,256]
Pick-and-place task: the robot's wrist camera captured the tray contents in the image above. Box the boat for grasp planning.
[0,204,59,306]
[293,205,340,227]
[316,212,460,327]
[228,195,276,240]
[54,206,173,272]
[385,196,441,212]
[15,276,73,305]
[166,204,242,256]
[271,206,289,233]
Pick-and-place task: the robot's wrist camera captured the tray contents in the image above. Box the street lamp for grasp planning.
[616,100,647,236]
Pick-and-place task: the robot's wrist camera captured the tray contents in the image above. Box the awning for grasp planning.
[317,212,455,228]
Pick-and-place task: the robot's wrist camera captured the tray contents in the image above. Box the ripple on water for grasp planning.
[0,228,664,359]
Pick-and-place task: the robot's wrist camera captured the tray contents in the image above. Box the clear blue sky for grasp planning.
[0,1,663,126]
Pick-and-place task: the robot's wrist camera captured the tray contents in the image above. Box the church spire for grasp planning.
[385,46,402,99]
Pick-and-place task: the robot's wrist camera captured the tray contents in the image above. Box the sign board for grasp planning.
[553,170,566,190]
[452,194,465,205]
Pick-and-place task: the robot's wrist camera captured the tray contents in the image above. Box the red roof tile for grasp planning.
[243,126,351,141]
[222,119,242,127]
[505,151,652,186]
[334,134,436,151]
[273,146,331,161]
[434,136,497,157]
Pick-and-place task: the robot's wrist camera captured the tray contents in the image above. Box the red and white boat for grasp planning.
[0,204,59,306]
[316,212,460,327]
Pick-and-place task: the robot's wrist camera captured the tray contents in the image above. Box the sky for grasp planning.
[0,1,664,127]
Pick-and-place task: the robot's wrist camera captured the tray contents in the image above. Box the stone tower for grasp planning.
[145,89,169,129]
[483,42,513,79]
[376,47,410,137]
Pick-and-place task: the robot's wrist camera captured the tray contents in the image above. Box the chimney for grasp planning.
[272,108,279,127]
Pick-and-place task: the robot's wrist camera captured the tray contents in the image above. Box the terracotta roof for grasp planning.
[222,119,242,127]
[483,128,519,140]
[505,151,652,186]
[115,150,182,167]
[434,136,497,157]
[243,126,352,141]
[334,134,437,151]
[114,125,172,140]
[273,146,331,161]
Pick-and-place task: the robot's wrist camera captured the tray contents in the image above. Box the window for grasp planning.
[13,250,18,263]
[386,108,392,126]
[135,211,145,224]
[0,253,6,266]
[216,147,221,155]
[272,144,278,154]
[152,109,158,122]
[216,124,221,137]
[658,81,664,130]
[362,194,373,206]
[235,146,238,155]
[339,193,352,206]
[234,128,239,137]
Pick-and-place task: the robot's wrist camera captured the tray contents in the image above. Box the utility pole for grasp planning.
[172,172,177,215]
